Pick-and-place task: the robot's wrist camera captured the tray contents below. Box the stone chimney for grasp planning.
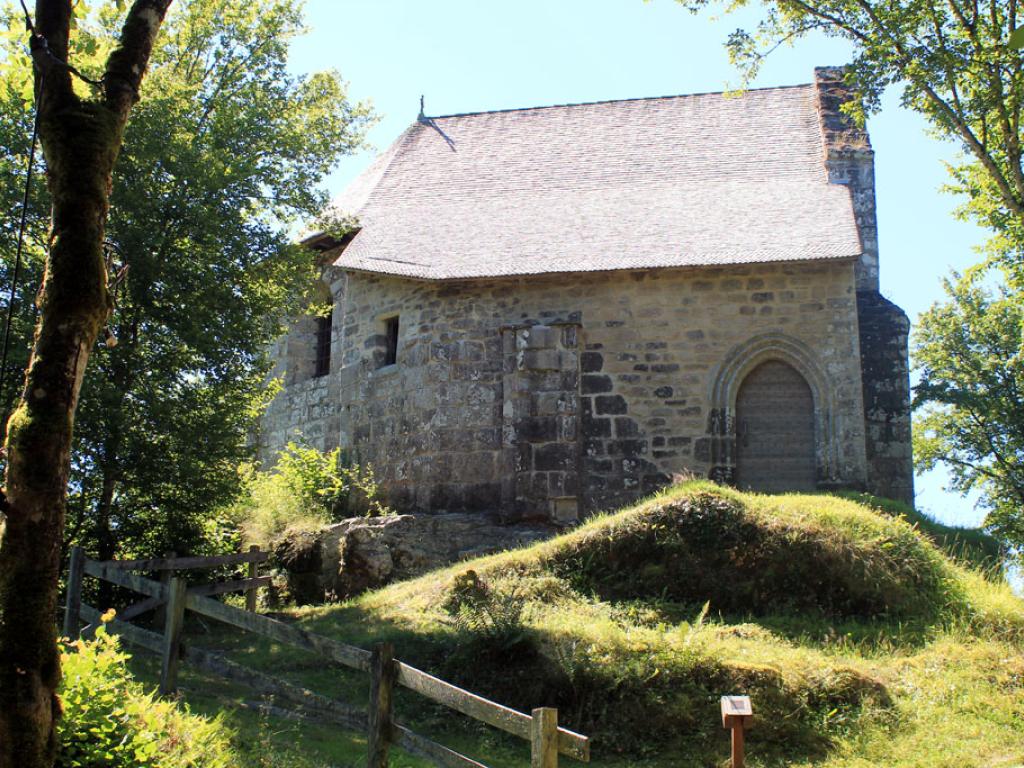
[814,66,879,292]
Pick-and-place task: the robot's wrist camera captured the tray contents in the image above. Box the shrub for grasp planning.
[58,613,237,768]
[232,443,391,545]
[276,443,388,520]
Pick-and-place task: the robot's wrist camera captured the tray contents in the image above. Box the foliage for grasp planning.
[0,0,373,562]
[276,443,390,519]
[678,0,1024,273]
[58,613,238,768]
[913,267,1024,555]
[232,443,392,545]
[442,569,528,648]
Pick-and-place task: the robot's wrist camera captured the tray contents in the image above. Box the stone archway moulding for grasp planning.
[705,333,839,485]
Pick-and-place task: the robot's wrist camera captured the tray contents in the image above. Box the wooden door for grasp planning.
[735,360,816,492]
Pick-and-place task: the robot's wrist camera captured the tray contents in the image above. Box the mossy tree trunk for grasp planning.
[0,3,173,766]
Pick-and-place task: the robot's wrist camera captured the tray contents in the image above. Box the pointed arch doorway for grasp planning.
[734,360,817,492]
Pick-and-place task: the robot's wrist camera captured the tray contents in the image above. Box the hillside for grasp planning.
[139,483,1024,768]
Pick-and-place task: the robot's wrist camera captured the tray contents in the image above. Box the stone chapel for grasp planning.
[259,66,914,524]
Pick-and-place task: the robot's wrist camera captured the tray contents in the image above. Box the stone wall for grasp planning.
[257,273,344,462]
[275,512,555,602]
[299,259,873,520]
[501,323,582,523]
[857,291,914,505]
[813,68,914,506]
[259,375,335,456]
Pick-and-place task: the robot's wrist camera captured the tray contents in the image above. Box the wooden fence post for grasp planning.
[531,707,558,768]
[158,576,187,696]
[63,546,85,638]
[367,642,395,768]
[245,544,260,612]
[153,550,175,630]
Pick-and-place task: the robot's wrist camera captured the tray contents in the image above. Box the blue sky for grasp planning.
[289,0,988,527]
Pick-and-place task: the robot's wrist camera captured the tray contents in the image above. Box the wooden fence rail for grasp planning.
[64,546,590,768]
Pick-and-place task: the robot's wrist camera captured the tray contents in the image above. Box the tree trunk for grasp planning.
[0,99,119,768]
[0,3,174,765]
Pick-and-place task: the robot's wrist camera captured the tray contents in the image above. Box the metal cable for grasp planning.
[0,72,44,408]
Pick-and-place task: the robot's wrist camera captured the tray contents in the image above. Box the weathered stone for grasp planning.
[581,352,604,372]
[857,291,913,504]
[614,417,641,437]
[520,325,557,349]
[262,228,903,522]
[581,374,613,394]
[522,349,561,371]
[273,531,325,605]
[609,439,647,457]
[582,417,611,438]
[517,416,558,442]
[595,395,627,415]
[275,513,555,600]
[694,437,712,463]
[534,443,576,471]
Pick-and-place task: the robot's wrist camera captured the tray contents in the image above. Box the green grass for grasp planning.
[833,490,1005,570]
[125,483,1022,767]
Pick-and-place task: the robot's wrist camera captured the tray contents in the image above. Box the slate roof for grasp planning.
[325,84,864,280]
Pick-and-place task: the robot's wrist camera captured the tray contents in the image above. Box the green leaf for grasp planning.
[1009,26,1024,49]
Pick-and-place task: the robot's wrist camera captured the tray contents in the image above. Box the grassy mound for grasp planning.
[150,483,1022,768]
[834,490,1005,569]
[546,485,965,620]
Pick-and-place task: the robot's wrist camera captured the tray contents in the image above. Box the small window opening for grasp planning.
[314,312,332,377]
[384,315,399,366]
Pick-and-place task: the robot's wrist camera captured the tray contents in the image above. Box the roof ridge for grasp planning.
[419,83,814,121]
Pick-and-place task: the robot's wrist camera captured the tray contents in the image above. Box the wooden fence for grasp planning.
[63,546,590,768]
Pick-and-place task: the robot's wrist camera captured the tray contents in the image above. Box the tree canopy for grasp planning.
[0,0,373,562]
[680,0,1024,273]
[914,268,1024,553]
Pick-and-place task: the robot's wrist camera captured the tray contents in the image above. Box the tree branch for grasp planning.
[854,0,1024,215]
[103,0,175,118]
[32,0,76,109]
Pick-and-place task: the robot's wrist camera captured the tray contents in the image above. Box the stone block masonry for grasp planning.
[258,277,343,457]
[501,323,582,523]
[857,291,914,505]
[815,66,879,293]
[261,258,886,522]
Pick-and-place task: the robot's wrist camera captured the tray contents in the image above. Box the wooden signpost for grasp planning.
[720,695,753,768]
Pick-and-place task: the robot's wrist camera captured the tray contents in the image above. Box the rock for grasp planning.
[273,529,324,605]
[274,513,555,602]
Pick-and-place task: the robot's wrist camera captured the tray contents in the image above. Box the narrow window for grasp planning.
[314,312,332,377]
[384,315,399,366]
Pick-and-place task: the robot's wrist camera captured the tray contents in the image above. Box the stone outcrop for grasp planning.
[274,513,554,603]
